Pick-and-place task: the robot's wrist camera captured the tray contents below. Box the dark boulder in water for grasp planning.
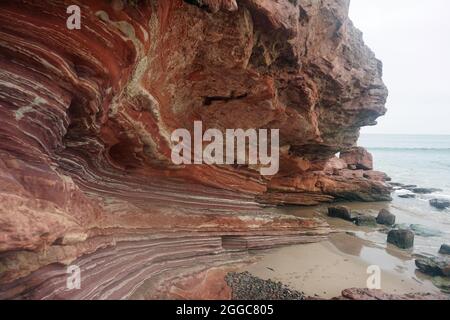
[411,188,443,194]
[430,199,450,210]
[387,229,414,249]
[328,206,353,222]
[398,194,416,199]
[376,209,396,226]
[439,244,450,255]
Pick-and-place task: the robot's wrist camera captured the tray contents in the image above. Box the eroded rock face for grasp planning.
[0,0,388,299]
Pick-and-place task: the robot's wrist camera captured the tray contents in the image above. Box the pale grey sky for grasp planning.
[349,0,450,134]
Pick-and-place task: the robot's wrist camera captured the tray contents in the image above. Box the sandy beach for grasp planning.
[238,203,443,299]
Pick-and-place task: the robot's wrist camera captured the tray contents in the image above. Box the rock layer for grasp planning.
[0,0,388,299]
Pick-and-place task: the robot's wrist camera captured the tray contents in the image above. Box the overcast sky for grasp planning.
[349,0,450,135]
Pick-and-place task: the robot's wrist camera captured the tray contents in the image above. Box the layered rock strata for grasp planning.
[0,0,388,299]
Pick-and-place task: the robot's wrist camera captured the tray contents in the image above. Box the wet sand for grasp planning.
[240,203,443,298]
[241,233,439,298]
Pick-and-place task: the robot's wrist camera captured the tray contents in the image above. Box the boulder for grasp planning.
[398,194,416,199]
[327,206,353,222]
[439,244,450,255]
[353,215,377,227]
[410,187,443,194]
[376,209,396,226]
[387,229,414,249]
[340,147,373,171]
[415,256,450,277]
[430,199,450,210]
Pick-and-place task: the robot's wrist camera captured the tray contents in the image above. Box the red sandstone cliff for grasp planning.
[0,0,389,299]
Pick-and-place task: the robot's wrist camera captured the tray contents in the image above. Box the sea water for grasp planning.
[360,134,450,194]
[359,134,450,255]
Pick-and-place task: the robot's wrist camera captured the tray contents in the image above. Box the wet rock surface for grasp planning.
[415,256,450,277]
